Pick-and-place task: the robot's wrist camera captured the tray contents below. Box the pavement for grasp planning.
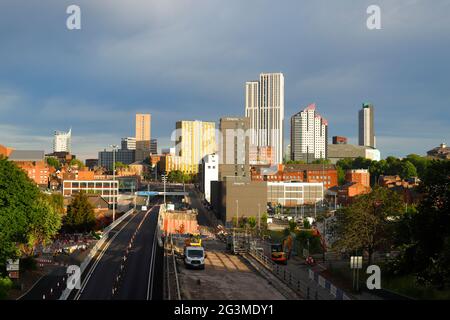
[177,239,287,300]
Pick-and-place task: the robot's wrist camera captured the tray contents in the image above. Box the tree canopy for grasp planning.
[63,192,96,233]
[69,158,84,169]
[392,160,450,288]
[166,170,195,183]
[331,186,404,264]
[0,157,62,264]
[46,157,61,170]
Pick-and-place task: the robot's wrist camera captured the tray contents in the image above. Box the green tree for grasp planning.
[0,157,40,262]
[115,161,128,169]
[69,159,84,169]
[288,219,297,232]
[247,216,257,229]
[331,186,404,264]
[22,197,62,256]
[0,276,13,300]
[64,192,96,233]
[405,154,430,179]
[46,157,61,170]
[399,160,418,180]
[394,160,450,288]
[337,165,346,185]
[44,193,65,215]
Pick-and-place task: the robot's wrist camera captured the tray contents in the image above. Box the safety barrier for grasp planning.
[59,208,135,300]
[248,246,347,300]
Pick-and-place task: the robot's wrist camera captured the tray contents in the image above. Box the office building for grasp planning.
[98,149,135,171]
[121,137,136,150]
[345,169,370,187]
[290,103,328,163]
[85,159,99,170]
[63,180,119,205]
[8,149,49,186]
[427,143,450,160]
[175,120,216,174]
[332,136,348,145]
[267,182,324,207]
[218,117,250,180]
[251,163,338,189]
[135,113,151,161]
[150,139,158,155]
[245,72,284,164]
[249,146,274,165]
[359,103,375,148]
[53,129,72,153]
[199,154,219,203]
[327,144,381,164]
[211,177,267,223]
[157,154,183,174]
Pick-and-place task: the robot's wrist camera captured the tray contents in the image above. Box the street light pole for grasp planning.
[162,173,167,208]
[258,203,261,234]
[110,144,118,222]
[236,199,239,229]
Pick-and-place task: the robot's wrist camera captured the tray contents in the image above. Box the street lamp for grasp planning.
[110,144,119,222]
[162,173,167,208]
[258,203,261,233]
[236,200,239,229]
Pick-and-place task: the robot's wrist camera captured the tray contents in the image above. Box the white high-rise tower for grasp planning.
[359,103,376,148]
[53,128,72,153]
[290,104,328,163]
[245,72,284,164]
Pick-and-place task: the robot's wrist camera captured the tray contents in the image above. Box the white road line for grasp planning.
[146,218,158,300]
[74,208,150,300]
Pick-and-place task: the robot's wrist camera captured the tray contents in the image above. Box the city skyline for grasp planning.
[0,1,449,160]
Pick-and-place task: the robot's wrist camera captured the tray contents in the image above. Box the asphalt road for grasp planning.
[114,205,163,300]
[73,205,163,300]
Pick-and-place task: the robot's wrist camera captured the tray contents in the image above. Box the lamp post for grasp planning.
[258,203,261,234]
[236,200,239,229]
[110,144,118,222]
[162,173,167,208]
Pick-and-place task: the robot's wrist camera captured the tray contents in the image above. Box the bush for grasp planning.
[0,277,13,300]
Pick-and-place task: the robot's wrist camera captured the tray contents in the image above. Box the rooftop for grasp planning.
[9,150,45,162]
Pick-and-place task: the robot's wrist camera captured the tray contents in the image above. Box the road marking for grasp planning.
[146,215,158,300]
[74,208,150,300]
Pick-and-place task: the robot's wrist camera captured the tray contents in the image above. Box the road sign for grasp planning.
[6,259,19,271]
[8,271,19,279]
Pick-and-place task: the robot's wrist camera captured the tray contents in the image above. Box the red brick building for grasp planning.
[345,169,370,187]
[251,164,338,189]
[337,182,371,205]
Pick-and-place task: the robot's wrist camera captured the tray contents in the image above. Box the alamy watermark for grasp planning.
[367,5,382,30]
[66,5,81,30]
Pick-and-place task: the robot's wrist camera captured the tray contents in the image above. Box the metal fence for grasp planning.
[247,246,330,300]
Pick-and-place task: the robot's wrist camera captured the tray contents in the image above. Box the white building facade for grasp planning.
[53,128,72,153]
[245,72,285,164]
[200,154,219,203]
[290,104,328,163]
[267,182,324,207]
[359,103,376,148]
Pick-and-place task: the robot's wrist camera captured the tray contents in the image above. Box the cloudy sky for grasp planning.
[0,0,449,160]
